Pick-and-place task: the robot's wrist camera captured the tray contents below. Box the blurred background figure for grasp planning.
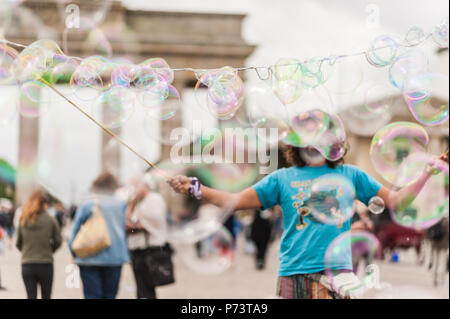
[250,208,273,270]
[0,224,5,290]
[16,190,62,299]
[0,199,15,249]
[426,217,449,286]
[126,174,174,299]
[69,172,129,299]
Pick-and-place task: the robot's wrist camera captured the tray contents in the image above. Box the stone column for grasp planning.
[15,92,40,205]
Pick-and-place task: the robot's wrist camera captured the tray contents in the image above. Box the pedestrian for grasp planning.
[250,209,273,270]
[168,122,448,299]
[126,176,174,299]
[15,190,62,299]
[0,225,5,290]
[69,172,129,299]
[3,204,15,249]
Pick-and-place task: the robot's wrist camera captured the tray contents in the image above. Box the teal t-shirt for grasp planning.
[253,164,382,276]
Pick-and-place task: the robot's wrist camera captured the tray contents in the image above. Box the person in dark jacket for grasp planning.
[16,190,62,299]
[250,209,273,270]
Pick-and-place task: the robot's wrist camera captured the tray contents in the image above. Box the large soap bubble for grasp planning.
[403,72,449,126]
[389,152,449,230]
[370,122,429,185]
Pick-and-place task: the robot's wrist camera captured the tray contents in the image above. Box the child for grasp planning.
[168,128,448,299]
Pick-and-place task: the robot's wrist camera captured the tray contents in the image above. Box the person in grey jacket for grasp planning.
[16,190,62,299]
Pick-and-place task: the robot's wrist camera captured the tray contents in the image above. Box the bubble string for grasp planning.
[36,74,171,180]
[0,25,442,77]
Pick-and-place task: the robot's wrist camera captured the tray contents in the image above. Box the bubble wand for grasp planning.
[37,75,171,179]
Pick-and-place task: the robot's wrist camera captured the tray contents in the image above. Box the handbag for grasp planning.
[144,243,175,287]
[71,198,111,259]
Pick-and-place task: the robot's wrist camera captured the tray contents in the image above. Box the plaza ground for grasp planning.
[0,227,448,299]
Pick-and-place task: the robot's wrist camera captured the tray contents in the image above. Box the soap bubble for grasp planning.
[92,85,135,129]
[314,113,347,161]
[307,174,356,226]
[0,43,18,85]
[243,82,289,146]
[389,152,449,230]
[300,57,327,89]
[70,56,105,101]
[403,72,449,126]
[389,50,429,91]
[368,196,385,215]
[370,122,429,185]
[325,231,381,291]
[366,35,399,68]
[272,58,303,104]
[287,109,330,148]
[195,66,244,119]
[180,226,234,275]
[18,80,51,118]
[432,17,449,48]
[405,26,427,46]
[139,83,180,120]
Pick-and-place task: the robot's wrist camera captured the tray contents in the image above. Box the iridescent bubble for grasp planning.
[432,17,449,48]
[403,72,449,126]
[180,226,234,275]
[0,43,18,85]
[12,39,63,82]
[195,67,244,120]
[300,57,326,89]
[70,56,105,101]
[287,109,330,148]
[314,113,347,161]
[325,231,381,292]
[243,82,289,146]
[368,196,385,215]
[370,122,429,185]
[87,28,113,58]
[19,80,51,118]
[139,57,174,85]
[49,54,78,85]
[366,35,399,68]
[405,26,426,46]
[92,85,135,129]
[140,84,180,120]
[389,152,449,230]
[111,63,138,88]
[307,174,356,226]
[389,50,429,91]
[272,58,303,105]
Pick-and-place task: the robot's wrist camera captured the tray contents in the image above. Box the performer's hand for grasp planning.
[167,175,191,195]
[427,152,449,175]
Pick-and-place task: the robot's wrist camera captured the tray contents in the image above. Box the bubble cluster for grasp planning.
[314,113,347,161]
[403,72,449,126]
[307,174,356,226]
[370,122,429,185]
[366,35,399,68]
[389,152,449,230]
[195,66,244,120]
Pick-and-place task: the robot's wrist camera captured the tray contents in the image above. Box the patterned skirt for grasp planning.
[276,273,345,299]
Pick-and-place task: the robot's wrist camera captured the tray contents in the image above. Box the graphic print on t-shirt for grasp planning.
[290,179,345,230]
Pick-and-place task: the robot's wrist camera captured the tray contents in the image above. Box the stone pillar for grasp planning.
[15,92,40,205]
